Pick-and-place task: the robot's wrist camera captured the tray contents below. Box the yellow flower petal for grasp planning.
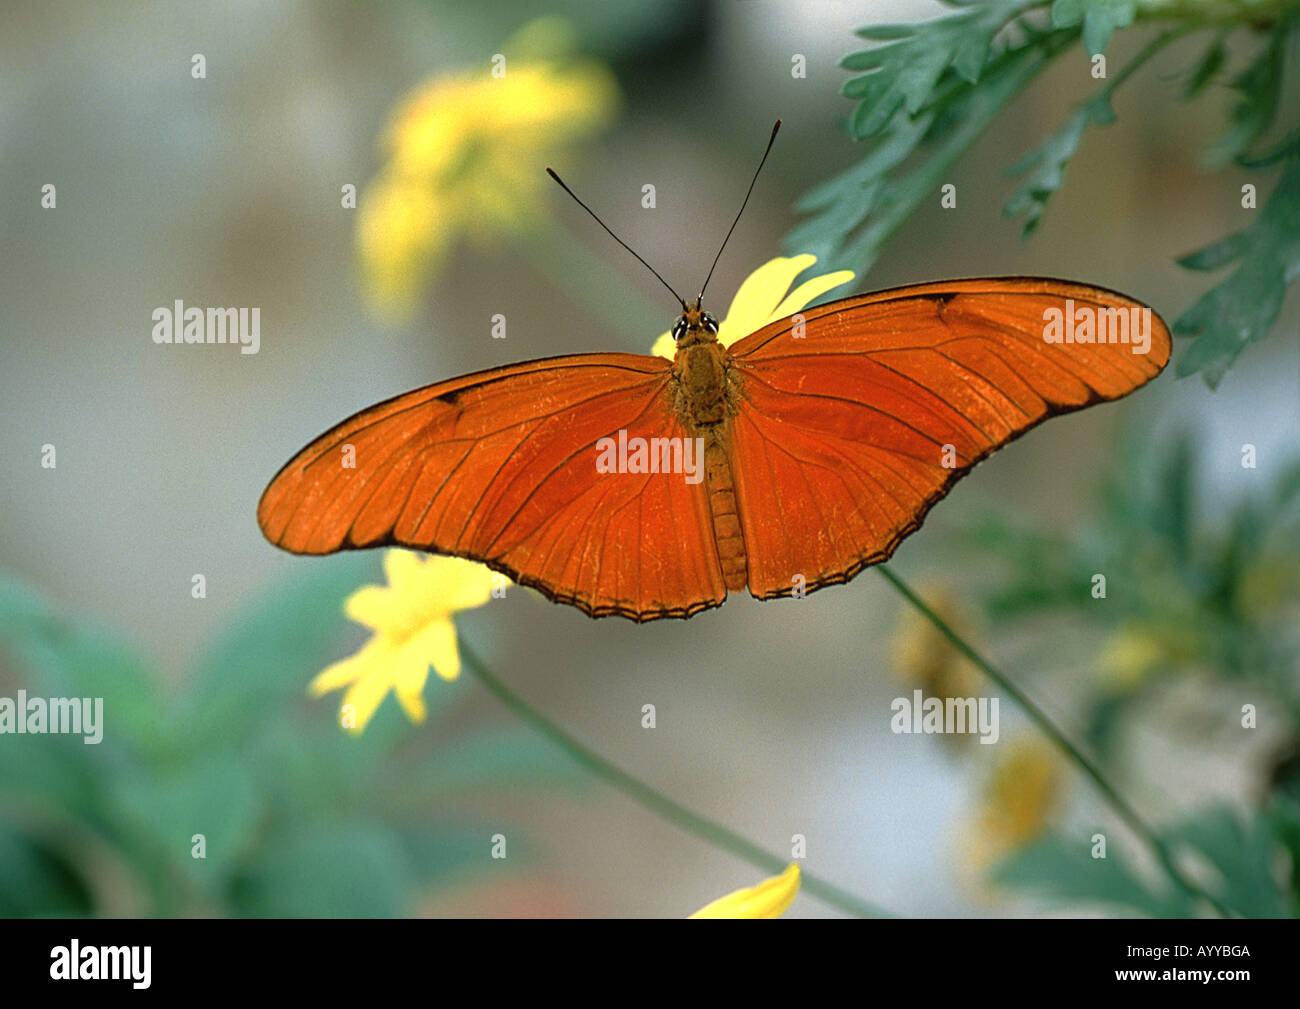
[417,555,498,613]
[340,657,397,733]
[651,331,676,361]
[651,255,856,359]
[391,649,432,723]
[308,650,368,697]
[688,863,801,919]
[343,585,398,632]
[359,22,620,315]
[311,551,499,732]
[406,618,461,683]
[1097,625,1167,690]
[770,269,855,323]
[976,737,1062,854]
[382,549,426,593]
[357,177,451,320]
[717,254,818,346]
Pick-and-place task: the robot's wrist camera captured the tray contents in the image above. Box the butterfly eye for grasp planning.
[671,318,688,341]
[702,313,719,333]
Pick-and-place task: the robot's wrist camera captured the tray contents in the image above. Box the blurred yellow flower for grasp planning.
[970,736,1063,871]
[1095,617,1215,692]
[891,581,982,699]
[310,550,499,733]
[1097,623,1170,690]
[689,863,801,919]
[359,16,619,319]
[651,254,854,358]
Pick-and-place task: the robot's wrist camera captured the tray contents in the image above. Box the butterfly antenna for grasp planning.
[698,119,781,304]
[546,167,686,309]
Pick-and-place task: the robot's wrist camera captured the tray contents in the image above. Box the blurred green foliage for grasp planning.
[959,431,1300,751]
[0,559,581,917]
[955,430,1299,914]
[787,0,1300,386]
[994,798,1300,916]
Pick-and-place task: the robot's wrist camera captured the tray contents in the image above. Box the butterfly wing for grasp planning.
[724,278,1172,598]
[258,353,727,620]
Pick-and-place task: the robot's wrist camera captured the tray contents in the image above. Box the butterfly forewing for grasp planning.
[258,353,728,620]
[724,278,1171,599]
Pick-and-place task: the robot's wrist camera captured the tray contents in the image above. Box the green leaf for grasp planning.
[1152,433,1194,563]
[1173,156,1300,387]
[1268,795,1300,911]
[787,112,931,263]
[957,510,1083,620]
[791,28,1071,279]
[840,0,1035,138]
[1204,21,1292,168]
[0,574,166,758]
[0,823,92,916]
[1181,33,1227,100]
[105,755,261,891]
[1005,28,1183,236]
[400,824,503,889]
[1003,91,1116,234]
[406,727,586,797]
[1166,806,1290,918]
[993,833,1195,916]
[231,822,414,917]
[1176,230,1254,272]
[0,736,103,824]
[1049,0,1135,57]
[181,554,376,751]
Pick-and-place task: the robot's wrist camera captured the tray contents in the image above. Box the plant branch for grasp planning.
[876,565,1234,917]
[460,640,894,918]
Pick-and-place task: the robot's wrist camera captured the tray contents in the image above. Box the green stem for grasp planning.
[519,224,671,352]
[1100,26,1191,93]
[875,566,1233,917]
[460,641,894,918]
[1136,0,1300,30]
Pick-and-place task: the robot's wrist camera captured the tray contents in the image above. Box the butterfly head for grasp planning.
[672,300,720,347]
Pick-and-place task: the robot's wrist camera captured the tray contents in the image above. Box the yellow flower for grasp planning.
[359,16,619,320]
[891,581,982,748]
[966,737,1063,874]
[651,254,855,358]
[1096,624,1170,690]
[688,863,801,918]
[309,550,499,733]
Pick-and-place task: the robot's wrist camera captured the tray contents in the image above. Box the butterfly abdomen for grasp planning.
[671,339,748,592]
[704,432,748,592]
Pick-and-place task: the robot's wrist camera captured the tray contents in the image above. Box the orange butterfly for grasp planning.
[259,125,1170,621]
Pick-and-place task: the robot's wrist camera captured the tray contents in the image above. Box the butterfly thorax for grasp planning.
[673,326,731,428]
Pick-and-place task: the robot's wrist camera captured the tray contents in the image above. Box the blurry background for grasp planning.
[1,0,1297,917]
